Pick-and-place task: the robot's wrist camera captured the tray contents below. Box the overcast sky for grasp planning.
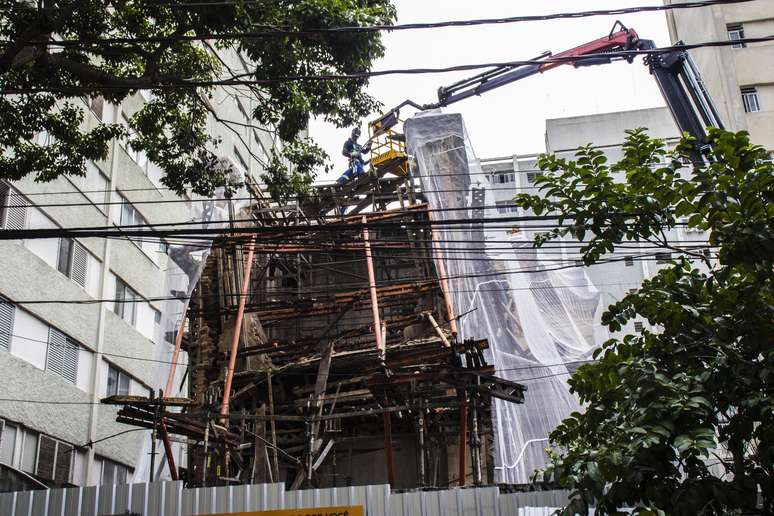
[309,0,672,182]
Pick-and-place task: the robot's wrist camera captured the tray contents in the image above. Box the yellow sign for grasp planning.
[201,506,363,516]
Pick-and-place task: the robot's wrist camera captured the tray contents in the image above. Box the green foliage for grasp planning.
[0,0,395,196]
[261,138,329,203]
[516,129,774,515]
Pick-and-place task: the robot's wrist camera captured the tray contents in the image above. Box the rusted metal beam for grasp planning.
[220,236,257,421]
[424,312,450,348]
[158,420,179,480]
[430,225,458,338]
[362,215,385,360]
[163,313,188,397]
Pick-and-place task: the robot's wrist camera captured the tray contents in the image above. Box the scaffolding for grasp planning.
[103,113,526,491]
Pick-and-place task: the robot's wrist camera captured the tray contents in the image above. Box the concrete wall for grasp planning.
[0,46,277,487]
[545,107,679,153]
[665,0,774,150]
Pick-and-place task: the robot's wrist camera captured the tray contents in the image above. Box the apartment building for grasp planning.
[0,48,275,488]
[480,107,713,335]
[665,0,774,151]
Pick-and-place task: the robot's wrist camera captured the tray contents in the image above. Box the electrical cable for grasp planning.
[10,0,755,45]
[3,37,773,93]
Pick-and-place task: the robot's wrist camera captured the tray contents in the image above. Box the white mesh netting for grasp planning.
[405,111,608,483]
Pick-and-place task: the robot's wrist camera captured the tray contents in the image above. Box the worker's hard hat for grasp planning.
[351,127,361,138]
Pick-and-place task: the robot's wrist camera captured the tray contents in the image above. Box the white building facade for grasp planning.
[665,0,774,152]
[0,48,276,488]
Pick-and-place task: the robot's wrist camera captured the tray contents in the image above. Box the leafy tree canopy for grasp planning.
[516,129,774,515]
[0,0,395,196]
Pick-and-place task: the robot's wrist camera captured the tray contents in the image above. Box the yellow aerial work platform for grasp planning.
[368,117,408,177]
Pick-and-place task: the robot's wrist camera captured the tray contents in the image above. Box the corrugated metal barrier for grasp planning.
[0,481,576,516]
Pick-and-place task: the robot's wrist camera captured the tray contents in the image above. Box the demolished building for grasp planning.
[104,111,529,490]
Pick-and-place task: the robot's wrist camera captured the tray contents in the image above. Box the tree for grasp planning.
[515,128,774,515]
[0,0,395,196]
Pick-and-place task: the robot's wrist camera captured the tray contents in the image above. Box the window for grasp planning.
[634,321,644,332]
[0,183,28,230]
[119,195,148,229]
[153,309,162,325]
[233,146,248,173]
[100,456,132,485]
[20,430,37,473]
[120,113,149,171]
[113,277,138,325]
[526,172,538,184]
[106,364,131,397]
[89,96,104,120]
[727,24,745,48]
[0,296,14,351]
[490,172,514,184]
[46,328,79,384]
[495,200,518,214]
[83,161,108,213]
[624,256,634,267]
[655,252,672,264]
[0,420,16,465]
[57,238,88,287]
[34,434,73,483]
[741,87,761,113]
[236,98,249,121]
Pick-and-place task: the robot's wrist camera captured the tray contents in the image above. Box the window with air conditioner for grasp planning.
[727,24,745,48]
[46,327,80,384]
[741,87,761,113]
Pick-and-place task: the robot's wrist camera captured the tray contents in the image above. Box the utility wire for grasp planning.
[12,0,755,45]
[3,37,773,93]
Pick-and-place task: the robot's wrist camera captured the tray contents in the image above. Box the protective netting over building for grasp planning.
[405,111,610,483]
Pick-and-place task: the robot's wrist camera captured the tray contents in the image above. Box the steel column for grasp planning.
[220,236,257,420]
[163,311,188,397]
[362,216,385,359]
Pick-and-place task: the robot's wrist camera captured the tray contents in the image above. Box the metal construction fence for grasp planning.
[0,481,576,516]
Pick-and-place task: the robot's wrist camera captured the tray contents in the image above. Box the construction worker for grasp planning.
[337,127,370,185]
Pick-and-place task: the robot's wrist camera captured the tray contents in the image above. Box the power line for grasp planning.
[11,0,755,46]
[0,249,707,307]
[3,37,773,92]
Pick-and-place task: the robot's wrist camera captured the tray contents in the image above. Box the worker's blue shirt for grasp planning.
[342,138,365,162]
